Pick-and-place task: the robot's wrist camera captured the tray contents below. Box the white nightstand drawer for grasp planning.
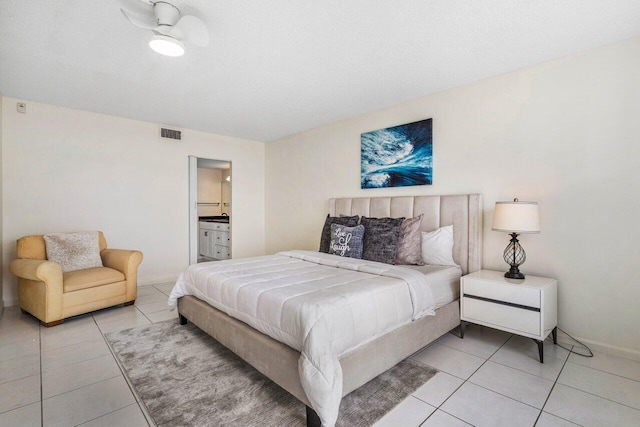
[463,297,541,336]
[464,279,540,308]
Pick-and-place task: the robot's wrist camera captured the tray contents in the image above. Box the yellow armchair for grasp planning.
[9,232,143,327]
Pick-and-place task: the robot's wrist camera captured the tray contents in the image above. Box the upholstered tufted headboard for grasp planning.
[329,194,482,274]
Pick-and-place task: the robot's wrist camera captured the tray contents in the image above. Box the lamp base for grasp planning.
[503,233,526,279]
[504,266,525,280]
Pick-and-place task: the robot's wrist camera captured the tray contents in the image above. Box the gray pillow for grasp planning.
[329,224,365,259]
[395,214,425,265]
[44,231,103,272]
[319,215,359,253]
[361,217,404,264]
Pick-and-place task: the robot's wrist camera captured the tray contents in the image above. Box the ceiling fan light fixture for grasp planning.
[149,35,185,57]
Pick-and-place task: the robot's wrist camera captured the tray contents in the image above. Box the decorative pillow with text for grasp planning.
[319,214,360,253]
[329,224,365,259]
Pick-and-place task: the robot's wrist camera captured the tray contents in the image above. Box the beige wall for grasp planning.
[197,168,223,217]
[2,98,266,305]
[266,37,640,359]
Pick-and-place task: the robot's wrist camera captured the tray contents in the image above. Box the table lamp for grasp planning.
[492,198,540,279]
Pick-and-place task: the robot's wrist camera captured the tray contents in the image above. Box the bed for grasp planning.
[171,194,482,427]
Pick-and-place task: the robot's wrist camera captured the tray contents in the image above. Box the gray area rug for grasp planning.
[106,320,437,427]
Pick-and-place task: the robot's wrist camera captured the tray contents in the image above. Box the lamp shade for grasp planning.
[492,200,540,234]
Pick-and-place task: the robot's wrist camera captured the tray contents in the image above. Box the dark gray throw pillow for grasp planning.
[361,216,405,264]
[319,214,359,253]
[329,224,365,259]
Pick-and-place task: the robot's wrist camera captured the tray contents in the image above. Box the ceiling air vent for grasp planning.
[160,127,182,140]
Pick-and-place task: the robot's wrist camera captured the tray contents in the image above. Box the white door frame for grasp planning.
[188,156,198,264]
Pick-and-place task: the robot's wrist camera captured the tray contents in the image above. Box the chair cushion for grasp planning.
[63,267,125,293]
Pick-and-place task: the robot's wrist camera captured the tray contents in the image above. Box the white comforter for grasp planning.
[168,250,435,427]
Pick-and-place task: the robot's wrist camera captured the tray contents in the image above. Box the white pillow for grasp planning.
[421,225,457,266]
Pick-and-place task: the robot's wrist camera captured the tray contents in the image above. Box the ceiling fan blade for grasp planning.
[120,8,158,30]
[170,15,210,47]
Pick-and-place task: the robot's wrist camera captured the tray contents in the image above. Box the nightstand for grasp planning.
[460,270,557,363]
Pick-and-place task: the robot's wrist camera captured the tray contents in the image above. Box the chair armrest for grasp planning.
[10,259,63,282]
[10,259,64,322]
[101,249,143,277]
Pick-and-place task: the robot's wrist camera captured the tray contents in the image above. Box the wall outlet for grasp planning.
[16,102,26,113]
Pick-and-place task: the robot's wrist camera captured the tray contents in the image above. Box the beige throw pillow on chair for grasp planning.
[44,231,103,272]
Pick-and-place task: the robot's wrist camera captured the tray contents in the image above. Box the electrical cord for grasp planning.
[554,327,593,357]
[455,323,593,357]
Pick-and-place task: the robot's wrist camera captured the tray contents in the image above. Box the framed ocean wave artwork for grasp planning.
[361,118,433,189]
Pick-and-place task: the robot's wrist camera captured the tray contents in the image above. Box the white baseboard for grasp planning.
[3,298,18,307]
[574,336,640,362]
[556,329,640,362]
[137,276,178,287]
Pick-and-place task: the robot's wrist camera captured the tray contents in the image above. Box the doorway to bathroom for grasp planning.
[188,156,232,265]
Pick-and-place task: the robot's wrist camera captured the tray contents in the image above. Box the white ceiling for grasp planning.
[1,1,639,142]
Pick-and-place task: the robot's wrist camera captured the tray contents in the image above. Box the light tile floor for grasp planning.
[376,325,640,427]
[0,282,178,427]
[1,285,639,427]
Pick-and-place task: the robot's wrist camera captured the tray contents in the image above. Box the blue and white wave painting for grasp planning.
[361,118,433,189]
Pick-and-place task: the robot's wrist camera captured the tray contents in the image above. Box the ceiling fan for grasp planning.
[121,0,210,57]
